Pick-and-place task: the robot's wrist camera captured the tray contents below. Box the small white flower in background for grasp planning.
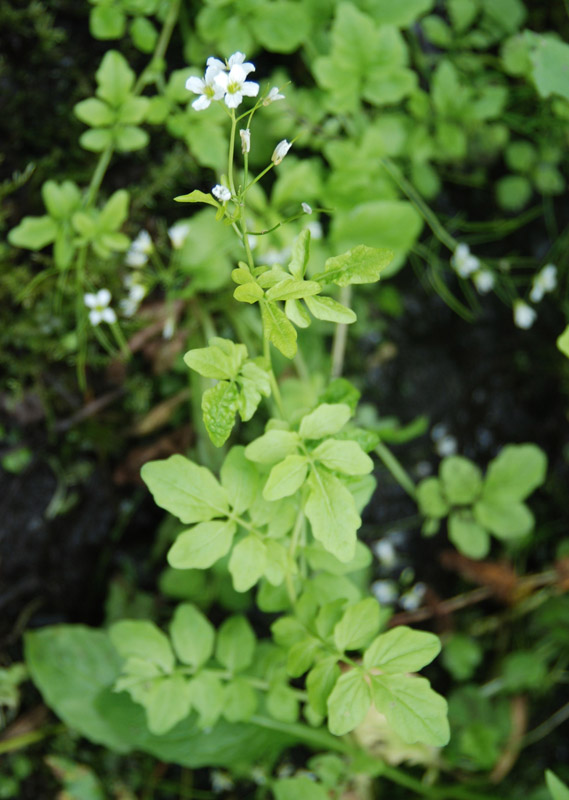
[239,128,251,154]
[513,299,537,330]
[301,202,312,215]
[210,770,234,793]
[168,221,191,250]
[272,139,291,165]
[263,86,285,106]
[163,314,175,340]
[84,289,116,326]
[530,263,557,303]
[451,243,480,278]
[186,62,225,111]
[125,230,153,267]
[400,582,427,612]
[371,579,399,606]
[436,434,458,457]
[214,62,259,109]
[248,234,258,251]
[473,269,495,294]
[212,184,231,203]
[120,282,146,318]
[373,539,398,569]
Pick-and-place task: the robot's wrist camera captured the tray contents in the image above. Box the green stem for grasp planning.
[228,111,237,196]
[380,157,457,252]
[374,441,417,500]
[85,144,114,208]
[0,725,65,755]
[263,334,286,419]
[330,286,352,378]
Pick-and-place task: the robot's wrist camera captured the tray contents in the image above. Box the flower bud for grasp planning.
[272,139,291,165]
[212,184,231,203]
[239,128,251,154]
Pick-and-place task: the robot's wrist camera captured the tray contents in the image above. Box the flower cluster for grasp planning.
[126,230,153,268]
[186,52,259,111]
[530,264,557,303]
[84,289,116,326]
[451,243,494,295]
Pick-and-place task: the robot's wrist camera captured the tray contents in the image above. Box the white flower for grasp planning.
[263,86,285,106]
[239,128,251,154]
[125,230,153,267]
[226,51,255,72]
[530,264,557,303]
[168,221,191,250]
[212,184,231,203]
[120,282,146,317]
[214,63,259,109]
[84,289,116,326]
[272,139,291,165]
[163,315,175,340]
[451,243,480,278]
[371,580,398,605]
[373,539,398,569]
[400,583,427,612]
[186,62,225,111]
[473,269,495,294]
[301,202,312,215]
[513,300,537,330]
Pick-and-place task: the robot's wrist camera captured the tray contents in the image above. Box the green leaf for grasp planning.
[334,598,381,652]
[304,540,372,576]
[188,671,224,729]
[130,16,158,52]
[546,771,569,800]
[99,189,129,231]
[557,325,569,359]
[305,294,356,324]
[327,669,371,735]
[530,35,569,102]
[285,299,312,328]
[24,626,128,752]
[220,446,259,515]
[8,215,57,250]
[363,626,441,672]
[299,404,351,440]
[74,97,114,127]
[316,245,393,287]
[185,338,247,380]
[442,634,482,681]
[234,283,264,303]
[216,616,256,672]
[238,362,271,421]
[305,467,361,562]
[251,1,311,52]
[306,657,341,716]
[109,620,174,674]
[266,683,299,723]
[263,455,309,501]
[202,381,239,447]
[312,439,373,476]
[440,456,483,505]
[484,444,547,501]
[170,604,214,669]
[273,777,330,800]
[41,180,81,220]
[90,5,126,39]
[288,229,311,279]
[370,674,449,746]
[168,520,237,570]
[245,430,300,464]
[174,189,218,207]
[266,278,321,302]
[474,496,534,540]
[502,651,547,692]
[416,477,449,519]
[229,535,268,592]
[448,511,490,559]
[141,454,230,524]
[144,674,192,735]
[223,678,258,722]
[114,125,149,152]
[261,300,298,358]
[287,637,320,678]
[96,50,135,107]
[368,0,434,26]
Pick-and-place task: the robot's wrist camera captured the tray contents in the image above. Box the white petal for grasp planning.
[206,57,226,72]
[89,309,102,326]
[97,288,112,306]
[214,72,229,91]
[224,92,243,108]
[227,64,246,83]
[84,293,98,308]
[228,51,246,66]
[192,94,211,111]
[102,308,117,324]
[241,81,259,97]
[185,76,205,94]
[125,251,147,267]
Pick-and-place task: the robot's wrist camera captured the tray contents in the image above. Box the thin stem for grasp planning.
[228,111,237,195]
[263,334,286,418]
[374,441,417,500]
[85,145,114,208]
[381,157,457,252]
[330,286,351,378]
[522,700,569,747]
[0,725,65,755]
